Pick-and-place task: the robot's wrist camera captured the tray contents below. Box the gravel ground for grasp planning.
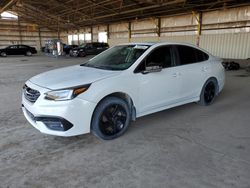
[0,55,250,188]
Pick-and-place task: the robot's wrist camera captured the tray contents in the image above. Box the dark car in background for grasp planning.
[63,44,78,55]
[41,44,78,55]
[70,42,109,57]
[0,45,37,57]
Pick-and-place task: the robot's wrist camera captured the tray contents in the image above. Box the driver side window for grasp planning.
[9,45,18,49]
[135,46,174,72]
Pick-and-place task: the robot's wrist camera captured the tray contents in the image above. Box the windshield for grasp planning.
[81,45,149,70]
[80,44,87,47]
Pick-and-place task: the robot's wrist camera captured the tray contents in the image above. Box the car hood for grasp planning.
[29,65,121,90]
[72,47,84,50]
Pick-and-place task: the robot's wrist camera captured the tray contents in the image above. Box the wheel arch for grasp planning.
[201,76,219,96]
[90,92,136,130]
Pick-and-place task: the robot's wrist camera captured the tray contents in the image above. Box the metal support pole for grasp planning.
[90,26,93,42]
[107,24,110,39]
[17,18,22,44]
[128,22,131,42]
[38,27,42,49]
[157,17,161,41]
[77,29,80,45]
[57,17,60,39]
[192,11,202,46]
[197,12,202,36]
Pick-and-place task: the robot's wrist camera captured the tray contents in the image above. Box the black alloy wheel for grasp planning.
[204,82,216,104]
[99,104,127,136]
[91,97,131,140]
[198,78,217,106]
[79,51,86,57]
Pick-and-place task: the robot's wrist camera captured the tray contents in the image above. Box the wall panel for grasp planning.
[199,33,250,59]
[0,19,60,50]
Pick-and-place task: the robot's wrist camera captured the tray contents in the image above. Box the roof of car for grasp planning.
[121,42,199,46]
[122,41,208,49]
[120,42,157,46]
[117,42,211,55]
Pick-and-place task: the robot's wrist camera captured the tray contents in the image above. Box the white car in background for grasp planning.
[22,42,225,140]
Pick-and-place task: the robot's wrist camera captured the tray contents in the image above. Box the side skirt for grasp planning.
[136,96,199,118]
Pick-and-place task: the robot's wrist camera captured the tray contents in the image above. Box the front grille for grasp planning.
[23,84,40,103]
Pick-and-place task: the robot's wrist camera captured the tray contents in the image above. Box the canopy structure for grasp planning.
[0,0,249,30]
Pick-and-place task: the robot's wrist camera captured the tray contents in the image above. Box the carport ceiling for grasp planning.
[1,0,250,30]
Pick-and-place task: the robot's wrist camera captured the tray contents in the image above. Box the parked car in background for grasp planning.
[63,44,78,55]
[22,42,225,140]
[0,45,37,57]
[70,42,109,57]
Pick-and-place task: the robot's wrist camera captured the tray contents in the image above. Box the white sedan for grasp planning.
[22,42,225,140]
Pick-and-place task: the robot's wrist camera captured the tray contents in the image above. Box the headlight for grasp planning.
[44,84,90,101]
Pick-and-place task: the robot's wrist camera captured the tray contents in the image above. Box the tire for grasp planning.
[26,51,32,56]
[1,52,7,57]
[91,97,131,140]
[79,51,86,57]
[198,78,218,106]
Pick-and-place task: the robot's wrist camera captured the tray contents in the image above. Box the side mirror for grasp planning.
[142,64,162,74]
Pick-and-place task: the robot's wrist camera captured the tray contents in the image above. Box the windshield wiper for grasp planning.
[80,63,122,71]
[80,62,90,67]
[80,63,107,69]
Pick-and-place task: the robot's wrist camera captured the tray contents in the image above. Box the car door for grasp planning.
[95,43,103,54]
[97,43,108,53]
[135,45,181,114]
[18,45,27,55]
[6,45,19,55]
[85,43,94,54]
[92,43,100,54]
[174,45,210,101]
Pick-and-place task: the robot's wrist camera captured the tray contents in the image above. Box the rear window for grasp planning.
[176,45,209,65]
[19,45,28,49]
[103,43,109,47]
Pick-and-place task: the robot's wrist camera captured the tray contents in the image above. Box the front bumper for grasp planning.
[22,81,97,137]
[69,50,79,57]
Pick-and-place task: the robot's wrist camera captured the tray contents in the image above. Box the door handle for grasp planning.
[172,73,178,77]
[172,72,181,77]
[202,67,208,72]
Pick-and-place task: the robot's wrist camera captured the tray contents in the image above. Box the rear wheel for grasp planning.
[26,51,32,56]
[1,52,7,57]
[79,51,86,57]
[199,78,217,106]
[91,97,130,140]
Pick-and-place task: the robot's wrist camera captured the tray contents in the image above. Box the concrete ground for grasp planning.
[0,55,250,188]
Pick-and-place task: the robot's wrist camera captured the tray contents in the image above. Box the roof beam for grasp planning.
[85,0,119,14]
[0,0,18,14]
[56,0,121,17]
[74,0,185,23]
[49,0,94,21]
[19,2,77,28]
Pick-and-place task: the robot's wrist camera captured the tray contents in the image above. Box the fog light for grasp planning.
[36,117,73,131]
[43,120,64,131]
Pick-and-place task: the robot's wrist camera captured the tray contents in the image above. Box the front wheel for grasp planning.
[198,78,218,106]
[91,97,131,140]
[1,52,7,57]
[26,51,32,56]
[79,51,86,57]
